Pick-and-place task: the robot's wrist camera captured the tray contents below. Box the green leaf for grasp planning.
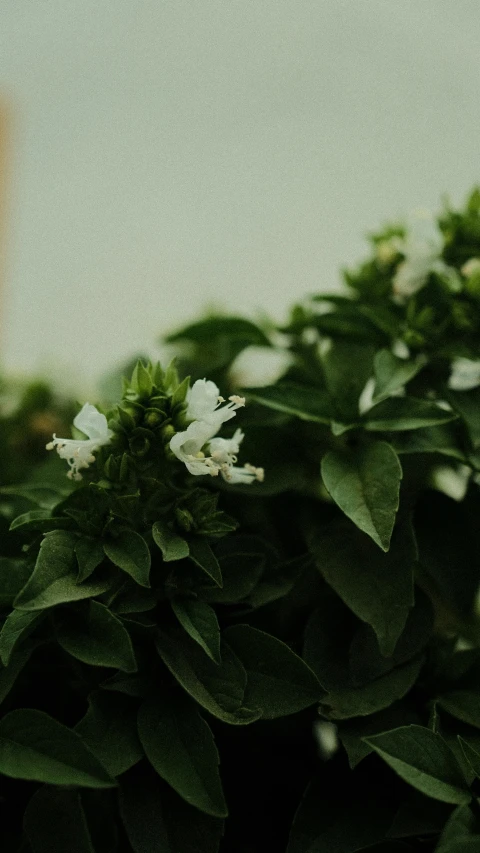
[104,529,151,587]
[138,691,227,817]
[171,375,191,407]
[287,778,394,853]
[0,609,44,665]
[55,600,137,672]
[155,628,261,725]
[308,521,415,656]
[244,553,305,610]
[75,690,143,777]
[9,510,72,533]
[321,441,402,551]
[152,521,189,562]
[172,598,221,663]
[436,803,479,853]
[458,737,480,780]
[348,587,433,684]
[0,483,68,509]
[14,531,110,611]
[131,360,153,397]
[391,424,465,461]
[303,599,423,719]
[322,656,423,720]
[364,397,457,431]
[322,340,374,420]
[372,350,426,403]
[204,550,265,604]
[437,692,480,730]
[246,382,333,424]
[0,644,37,706]
[188,538,222,588]
[338,704,421,769]
[0,709,115,787]
[224,625,321,719]
[446,387,480,448]
[119,763,224,853]
[166,315,269,347]
[75,537,105,583]
[24,787,95,853]
[364,726,471,804]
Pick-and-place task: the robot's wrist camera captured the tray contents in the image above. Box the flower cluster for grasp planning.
[169,378,264,484]
[47,377,264,486]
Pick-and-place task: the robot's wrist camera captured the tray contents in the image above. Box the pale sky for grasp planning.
[1,1,480,391]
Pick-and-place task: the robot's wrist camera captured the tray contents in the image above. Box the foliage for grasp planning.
[2,190,480,850]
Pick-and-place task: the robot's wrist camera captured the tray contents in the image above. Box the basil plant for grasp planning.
[1,190,480,852]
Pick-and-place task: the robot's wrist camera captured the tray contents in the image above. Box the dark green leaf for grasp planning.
[119,763,224,853]
[365,726,471,804]
[0,709,115,787]
[155,628,261,725]
[303,600,423,719]
[372,350,426,403]
[56,600,137,672]
[188,538,222,588]
[24,787,95,853]
[104,529,151,587]
[438,692,480,730]
[172,598,221,663]
[167,315,269,346]
[446,387,480,448]
[152,521,189,562]
[138,691,227,817]
[391,424,465,461]
[309,521,414,656]
[14,531,110,611]
[348,587,433,684]
[287,777,394,853]
[364,397,457,431]
[322,340,374,420]
[204,550,265,604]
[75,537,105,583]
[9,510,72,533]
[246,382,333,424]
[321,656,423,720]
[75,690,143,777]
[0,483,68,509]
[436,803,479,852]
[321,441,402,551]
[0,609,44,665]
[458,737,480,780]
[224,625,321,719]
[0,644,37,705]
[339,704,421,769]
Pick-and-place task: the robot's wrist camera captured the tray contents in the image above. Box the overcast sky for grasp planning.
[1,1,480,391]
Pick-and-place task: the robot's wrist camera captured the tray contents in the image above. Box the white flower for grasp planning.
[209,428,264,484]
[392,213,446,300]
[170,379,263,484]
[448,357,480,391]
[46,403,113,480]
[185,379,245,433]
[169,419,221,477]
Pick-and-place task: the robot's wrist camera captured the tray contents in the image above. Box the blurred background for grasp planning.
[1,0,480,393]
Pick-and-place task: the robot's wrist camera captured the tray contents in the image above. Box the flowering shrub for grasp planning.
[1,190,480,851]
